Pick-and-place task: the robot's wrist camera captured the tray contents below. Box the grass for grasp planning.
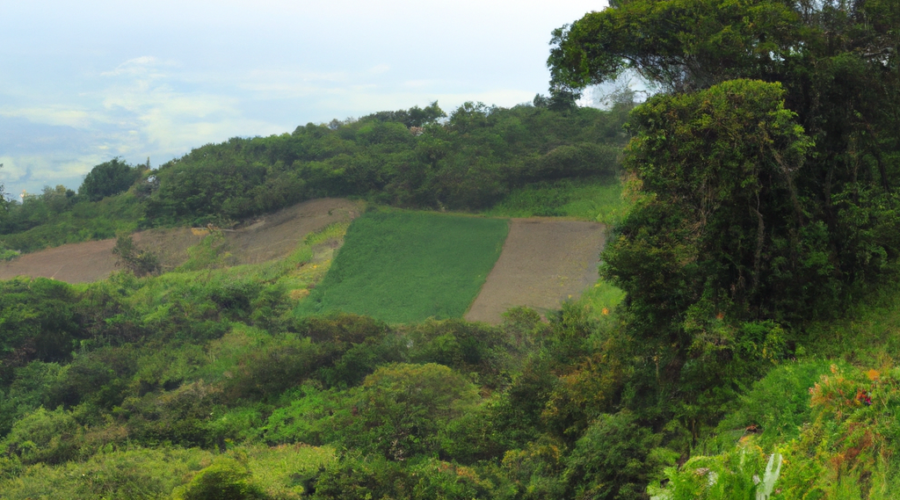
[296,210,509,324]
[574,278,627,320]
[800,278,900,365]
[483,176,631,225]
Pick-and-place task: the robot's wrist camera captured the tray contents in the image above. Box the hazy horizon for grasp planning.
[0,0,608,199]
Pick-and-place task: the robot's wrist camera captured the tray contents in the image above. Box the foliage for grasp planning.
[0,244,19,262]
[0,445,336,500]
[0,191,142,253]
[78,158,145,202]
[654,363,900,499]
[356,101,447,128]
[0,447,212,499]
[595,80,810,427]
[143,102,626,225]
[1,406,81,465]
[648,443,777,500]
[0,278,84,381]
[0,100,626,254]
[174,453,267,500]
[112,233,160,277]
[310,454,495,500]
[4,4,900,495]
[322,363,481,460]
[550,0,900,404]
[297,211,508,323]
[483,176,632,224]
[709,359,841,451]
[565,411,677,500]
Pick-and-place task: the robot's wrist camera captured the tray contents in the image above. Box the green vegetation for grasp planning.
[3,0,900,497]
[0,189,143,253]
[0,245,18,262]
[297,211,508,323]
[79,158,147,202]
[482,176,632,225]
[542,0,900,497]
[0,100,626,254]
[143,102,625,225]
[113,233,161,277]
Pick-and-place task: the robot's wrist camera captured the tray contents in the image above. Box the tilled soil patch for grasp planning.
[0,198,362,283]
[0,239,118,283]
[464,218,606,324]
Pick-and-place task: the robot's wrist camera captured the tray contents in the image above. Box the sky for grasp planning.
[0,0,610,199]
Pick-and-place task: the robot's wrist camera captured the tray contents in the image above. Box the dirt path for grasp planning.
[465,218,606,324]
[0,198,362,283]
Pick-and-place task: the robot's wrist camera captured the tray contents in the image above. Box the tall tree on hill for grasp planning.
[549,0,900,406]
[79,158,144,202]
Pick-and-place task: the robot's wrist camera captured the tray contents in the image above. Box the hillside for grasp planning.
[0,198,361,283]
[2,0,900,497]
[0,100,628,256]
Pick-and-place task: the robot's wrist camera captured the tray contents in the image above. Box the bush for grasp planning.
[563,411,678,500]
[175,453,267,500]
[1,406,81,464]
[330,363,480,460]
[112,234,160,277]
[0,278,83,382]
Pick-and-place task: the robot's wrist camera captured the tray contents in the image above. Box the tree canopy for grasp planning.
[551,0,900,319]
[78,158,144,202]
[143,102,627,225]
[549,0,900,421]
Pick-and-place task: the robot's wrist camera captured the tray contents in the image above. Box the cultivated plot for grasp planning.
[465,218,606,324]
[296,211,508,324]
[0,198,361,283]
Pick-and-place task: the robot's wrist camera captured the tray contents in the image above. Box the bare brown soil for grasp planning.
[0,239,119,284]
[465,218,606,324]
[0,198,362,283]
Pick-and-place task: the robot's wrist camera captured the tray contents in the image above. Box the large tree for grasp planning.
[79,158,144,202]
[550,0,900,321]
[549,0,900,415]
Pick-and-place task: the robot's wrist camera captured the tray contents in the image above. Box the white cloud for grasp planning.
[0,107,94,129]
[402,80,438,89]
[0,153,105,193]
[101,56,170,77]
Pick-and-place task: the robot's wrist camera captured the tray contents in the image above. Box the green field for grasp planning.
[482,176,632,225]
[296,211,508,323]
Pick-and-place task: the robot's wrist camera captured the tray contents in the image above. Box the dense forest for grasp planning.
[2,0,900,498]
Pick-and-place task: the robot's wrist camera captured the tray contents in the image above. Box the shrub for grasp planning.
[331,363,480,460]
[1,406,80,464]
[174,453,266,500]
[112,234,160,277]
